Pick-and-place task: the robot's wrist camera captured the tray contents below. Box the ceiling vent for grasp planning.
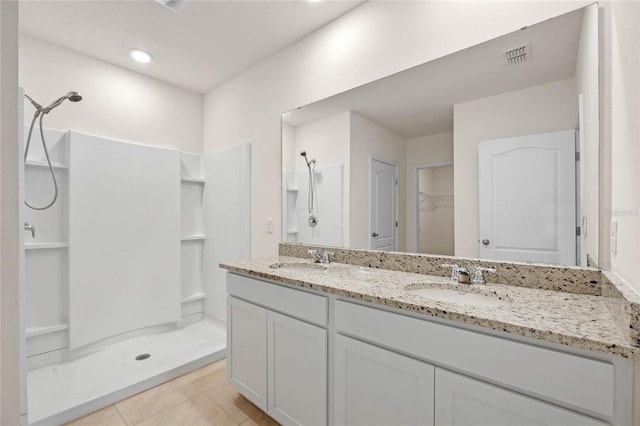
[503,44,531,65]
[154,0,190,12]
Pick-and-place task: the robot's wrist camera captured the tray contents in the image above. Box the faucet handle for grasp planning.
[308,249,322,263]
[440,263,459,270]
[321,251,334,264]
[440,263,461,283]
[471,266,496,285]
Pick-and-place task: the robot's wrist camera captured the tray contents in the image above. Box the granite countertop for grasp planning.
[221,256,639,360]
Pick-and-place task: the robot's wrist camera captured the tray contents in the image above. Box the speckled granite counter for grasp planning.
[221,251,640,360]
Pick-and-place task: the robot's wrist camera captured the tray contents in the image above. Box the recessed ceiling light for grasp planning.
[129,49,153,64]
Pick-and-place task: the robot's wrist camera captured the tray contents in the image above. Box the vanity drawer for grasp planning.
[227,272,328,326]
[334,300,615,418]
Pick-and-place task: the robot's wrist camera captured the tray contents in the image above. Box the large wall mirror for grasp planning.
[282,5,599,267]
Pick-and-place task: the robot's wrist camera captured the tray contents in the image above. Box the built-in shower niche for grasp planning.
[283,168,299,242]
[23,128,70,370]
[180,152,206,323]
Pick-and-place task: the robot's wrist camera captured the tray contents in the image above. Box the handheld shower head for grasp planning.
[67,92,83,102]
[44,91,83,112]
[300,151,307,157]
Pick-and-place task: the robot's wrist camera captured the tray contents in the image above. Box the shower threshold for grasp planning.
[27,318,226,425]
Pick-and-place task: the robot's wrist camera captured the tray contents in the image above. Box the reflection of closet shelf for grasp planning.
[26,323,69,338]
[25,242,68,250]
[26,160,68,169]
[181,234,205,241]
[181,177,205,183]
[182,292,206,303]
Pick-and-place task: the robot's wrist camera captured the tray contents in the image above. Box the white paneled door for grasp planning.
[369,159,397,251]
[478,130,576,265]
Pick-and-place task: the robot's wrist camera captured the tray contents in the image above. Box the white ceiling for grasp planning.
[283,7,584,138]
[19,0,364,94]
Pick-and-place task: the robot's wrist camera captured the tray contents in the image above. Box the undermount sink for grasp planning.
[269,262,328,273]
[404,284,510,308]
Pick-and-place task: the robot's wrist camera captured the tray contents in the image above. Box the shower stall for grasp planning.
[18,91,249,425]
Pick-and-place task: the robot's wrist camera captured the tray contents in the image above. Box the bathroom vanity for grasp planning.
[221,245,638,426]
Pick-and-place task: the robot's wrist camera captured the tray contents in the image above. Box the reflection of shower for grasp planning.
[23,92,83,210]
[300,151,318,227]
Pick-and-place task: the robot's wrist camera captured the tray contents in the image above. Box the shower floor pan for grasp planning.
[27,318,226,425]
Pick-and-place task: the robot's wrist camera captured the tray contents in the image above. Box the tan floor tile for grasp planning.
[239,409,280,426]
[64,405,126,426]
[136,394,238,426]
[115,375,199,425]
[203,382,260,423]
[185,359,227,391]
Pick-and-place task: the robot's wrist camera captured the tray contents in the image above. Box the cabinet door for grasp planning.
[334,334,435,426]
[227,297,267,411]
[435,369,608,426]
[267,311,327,426]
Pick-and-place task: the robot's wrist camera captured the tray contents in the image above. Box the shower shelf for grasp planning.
[26,323,68,338]
[181,177,205,183]
[286,229,299,234]
[286,186,299,192]
[26,159,68,169]
[25,242,68,250]
[181,234,205,241]
[182,292,206,303]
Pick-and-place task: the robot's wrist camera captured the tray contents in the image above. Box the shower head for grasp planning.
[67,92,83,102]
[300,151,316,168]
[43,91,83,113]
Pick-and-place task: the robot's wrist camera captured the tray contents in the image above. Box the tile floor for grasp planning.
[65,359,279,426]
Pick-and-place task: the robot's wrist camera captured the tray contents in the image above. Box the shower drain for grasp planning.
[135,353,151,361]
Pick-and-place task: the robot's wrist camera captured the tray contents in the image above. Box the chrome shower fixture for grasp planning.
[300,151,318,227]
[23,91,83,210]
[25,91,82,115]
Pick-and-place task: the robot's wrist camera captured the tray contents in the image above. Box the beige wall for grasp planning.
[203,0,590,258]
[405,131,454,252]
[575,4,600,266]
[19,35,203,152]
[453,78,577,258]
[600,1,640,293]
[349,112,406,250]
[1,1,21,423]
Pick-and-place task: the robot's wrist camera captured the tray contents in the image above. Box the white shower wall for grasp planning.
[203,144,251,323]
[285,164,343,247]
[23,128,216,368]
[68,133,181,350]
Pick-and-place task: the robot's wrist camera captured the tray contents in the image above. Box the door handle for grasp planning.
[482,239,490,245]
[372,232,379,237]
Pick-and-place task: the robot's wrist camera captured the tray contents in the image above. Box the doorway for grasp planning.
[369,159,397,251]
[415,163,454,255]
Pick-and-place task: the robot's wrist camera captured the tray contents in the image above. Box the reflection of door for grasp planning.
[478,130,576,265]
[370,159,397,251]
[417,164,454,255]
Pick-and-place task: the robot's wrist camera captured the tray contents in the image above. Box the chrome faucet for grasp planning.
[308,249,334,264]
[24,222,36,238]
[471,266,496,285]
[440,263,469,283]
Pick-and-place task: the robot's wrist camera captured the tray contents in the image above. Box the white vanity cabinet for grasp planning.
[334,334,435,426]
[334,300,629,426]
[226,272,631,426]
[434,369,608,426]
[227,273,328,426]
